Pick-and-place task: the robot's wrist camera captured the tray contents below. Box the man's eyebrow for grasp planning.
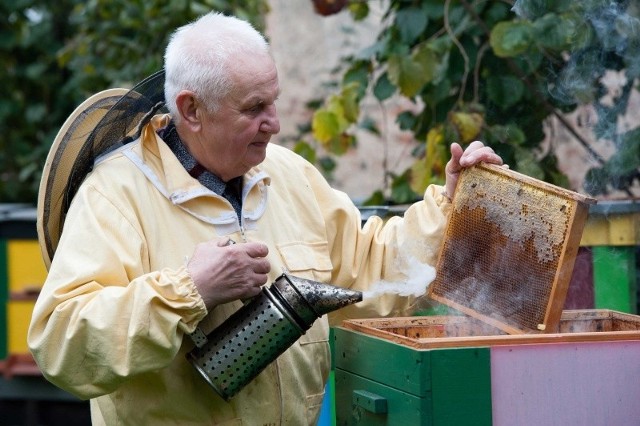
[245,91,281,105]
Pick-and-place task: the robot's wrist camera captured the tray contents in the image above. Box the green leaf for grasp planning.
[339,82,361,123]
[429,36,453,55]
[410,158,430,196]
[484,2,512,27]
[487,124,526,146]
[513,0,549,20]
[355,40,386,61]
[326,96,349,129]
[396,111,417,132]
[387,54,422,98]
[343,61,370,101]
[545,169,570,189]
[413,43,439,84]
[486,75,525,109]
[391,171,419,204]
[329,133,356,156]
[449,112,484,143]
[25,62,48,79]
[511,50,543,75]
[348,2,369,21]
[422,0,445,19]
[532,13,577,51]
[539,154,570,188]
[605,128,640,176]
[359,116,380,135]
[409,125,447,194]
[363,190,386,206]
[387,43,439,98]
[490,21,533,58]
[395,6,428,44]
[293,140,317,164]
[312,110,341,144]
[318,156,337,174]
[373,72,395,101]
[421,77,452,105]
[514,147,545,180]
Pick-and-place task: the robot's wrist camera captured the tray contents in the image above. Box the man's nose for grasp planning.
[260,106,280,134]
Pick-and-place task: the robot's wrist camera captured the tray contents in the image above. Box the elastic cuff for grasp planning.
[170,265,208,330]
[426,184,451,207]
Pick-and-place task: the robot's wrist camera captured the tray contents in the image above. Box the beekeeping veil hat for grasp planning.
[37,70,166,269]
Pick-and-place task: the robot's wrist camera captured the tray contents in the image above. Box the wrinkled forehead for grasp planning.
[227,53,280,98]
[230,51,277,77]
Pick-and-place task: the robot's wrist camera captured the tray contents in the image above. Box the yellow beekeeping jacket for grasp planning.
[28,115,451,425]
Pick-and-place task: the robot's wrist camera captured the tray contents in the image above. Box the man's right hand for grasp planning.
[187,237,271,310]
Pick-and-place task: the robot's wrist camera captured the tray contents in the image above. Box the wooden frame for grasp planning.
[340,309,640,349]
[428,163,596,334]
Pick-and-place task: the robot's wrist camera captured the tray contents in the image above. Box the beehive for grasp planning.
[0,206,45,376]
[428,163,596,334]
[335,310,640,425]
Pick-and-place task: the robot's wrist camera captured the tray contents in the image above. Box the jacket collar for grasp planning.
[120,114,271,233]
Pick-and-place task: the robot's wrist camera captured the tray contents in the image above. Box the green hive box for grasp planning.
[333,323,491,425]
[333,310,640,425]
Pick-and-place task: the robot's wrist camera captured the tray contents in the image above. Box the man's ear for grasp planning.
[175,90,202,132]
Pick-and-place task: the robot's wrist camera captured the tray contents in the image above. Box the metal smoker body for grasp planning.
[187,273,362,400]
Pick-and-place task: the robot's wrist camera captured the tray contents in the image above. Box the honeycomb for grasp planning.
[428,163,595,334]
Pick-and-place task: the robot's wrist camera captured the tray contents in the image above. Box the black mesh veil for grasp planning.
[38,70,167,268]
[65,70,167,213]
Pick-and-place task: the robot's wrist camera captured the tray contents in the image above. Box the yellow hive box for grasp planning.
[8,239,48,293]
[7,299,35,354]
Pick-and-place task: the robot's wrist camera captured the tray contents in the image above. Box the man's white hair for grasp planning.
[164,12,270,119]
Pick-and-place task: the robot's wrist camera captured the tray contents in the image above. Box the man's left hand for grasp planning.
[444,141,503,200]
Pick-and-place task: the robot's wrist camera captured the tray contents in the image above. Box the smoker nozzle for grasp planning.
[280,273,363,317]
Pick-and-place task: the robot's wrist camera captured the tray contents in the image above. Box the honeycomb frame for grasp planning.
[428,163,596,334]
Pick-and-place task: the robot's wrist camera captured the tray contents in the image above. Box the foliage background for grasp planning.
[0,0,268,204]
[306,0,640,205]
[2,0,639,205]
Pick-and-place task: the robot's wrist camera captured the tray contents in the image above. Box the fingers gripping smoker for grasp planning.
[187,273,362,400]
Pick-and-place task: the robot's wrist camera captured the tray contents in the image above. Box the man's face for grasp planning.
[195,53,281,182]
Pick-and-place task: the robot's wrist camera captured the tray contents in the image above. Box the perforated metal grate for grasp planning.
[429,163,595,334]
[188,291,301,400]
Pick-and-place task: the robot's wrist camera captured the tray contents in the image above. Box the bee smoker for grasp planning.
[187,273,362,400]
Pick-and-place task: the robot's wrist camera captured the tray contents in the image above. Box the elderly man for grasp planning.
[28,12,502,425]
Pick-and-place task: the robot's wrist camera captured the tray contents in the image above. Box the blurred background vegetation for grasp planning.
[0,0,269,203]
[2,0,639,205]
[307,0,640,204]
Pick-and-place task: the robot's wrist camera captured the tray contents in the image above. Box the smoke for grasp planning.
[510,1,640,104]
[511,0,640,195]
[362,257,436,299]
